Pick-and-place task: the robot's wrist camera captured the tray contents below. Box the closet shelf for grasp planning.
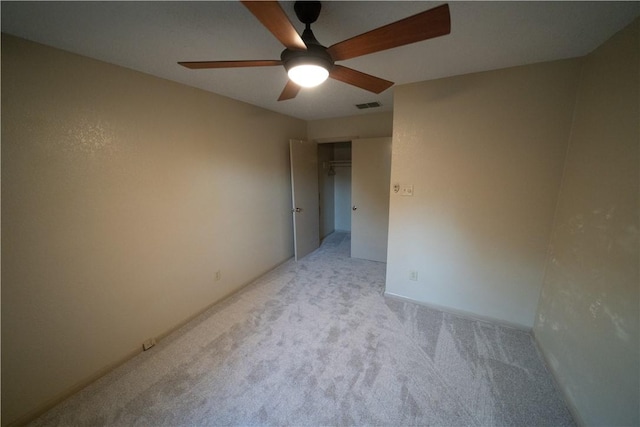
[329,160,351,167]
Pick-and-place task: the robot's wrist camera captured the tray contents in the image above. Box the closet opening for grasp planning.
[317,141,351,240]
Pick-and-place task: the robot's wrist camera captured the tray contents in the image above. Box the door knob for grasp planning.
[292,207,302,213]
[352,206,357,211]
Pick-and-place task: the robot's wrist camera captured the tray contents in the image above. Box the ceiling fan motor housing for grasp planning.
[281,45,334,74]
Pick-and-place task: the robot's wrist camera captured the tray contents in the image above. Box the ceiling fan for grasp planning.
[178,1,451,101]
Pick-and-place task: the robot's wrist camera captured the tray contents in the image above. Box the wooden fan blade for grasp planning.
[278,80,301,101]
[178,60,282,69]
[327,4,450,61]
[329,65,393,94]
[242,1,306,51]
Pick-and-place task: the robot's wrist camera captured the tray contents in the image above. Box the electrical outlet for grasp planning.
[409,270,418,281]
[142,338,156,351]
[215,270,221,281]
[401,185,414,196]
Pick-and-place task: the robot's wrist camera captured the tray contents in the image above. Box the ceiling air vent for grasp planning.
[355,101,382,110]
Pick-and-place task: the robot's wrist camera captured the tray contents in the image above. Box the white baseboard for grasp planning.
[383,291,532,332]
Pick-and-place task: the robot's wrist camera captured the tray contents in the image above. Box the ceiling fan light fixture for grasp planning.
[281,45,334,89]
[287,64,329,87]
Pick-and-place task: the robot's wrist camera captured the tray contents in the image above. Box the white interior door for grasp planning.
[351,137,392,262]
[290,139,320,260]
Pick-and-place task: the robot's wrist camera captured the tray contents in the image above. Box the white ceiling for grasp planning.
[2,1,639,121]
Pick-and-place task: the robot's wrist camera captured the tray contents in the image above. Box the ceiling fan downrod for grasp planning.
[281,1,333,87]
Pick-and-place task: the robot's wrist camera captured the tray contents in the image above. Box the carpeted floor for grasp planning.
[31,232,574,426]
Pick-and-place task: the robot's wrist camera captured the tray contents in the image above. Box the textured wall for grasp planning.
[534,20,639,426]
[1,35,305,425]
[386,59,582,328]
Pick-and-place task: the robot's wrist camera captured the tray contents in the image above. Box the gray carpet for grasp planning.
[31,232,574,426]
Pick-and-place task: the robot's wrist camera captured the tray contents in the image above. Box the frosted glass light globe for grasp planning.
[287,64,329,88]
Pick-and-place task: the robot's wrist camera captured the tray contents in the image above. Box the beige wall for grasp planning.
[307,111,393,141]
[1,35,305,425]
[534,20,639,426]
[386,59,582,328]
